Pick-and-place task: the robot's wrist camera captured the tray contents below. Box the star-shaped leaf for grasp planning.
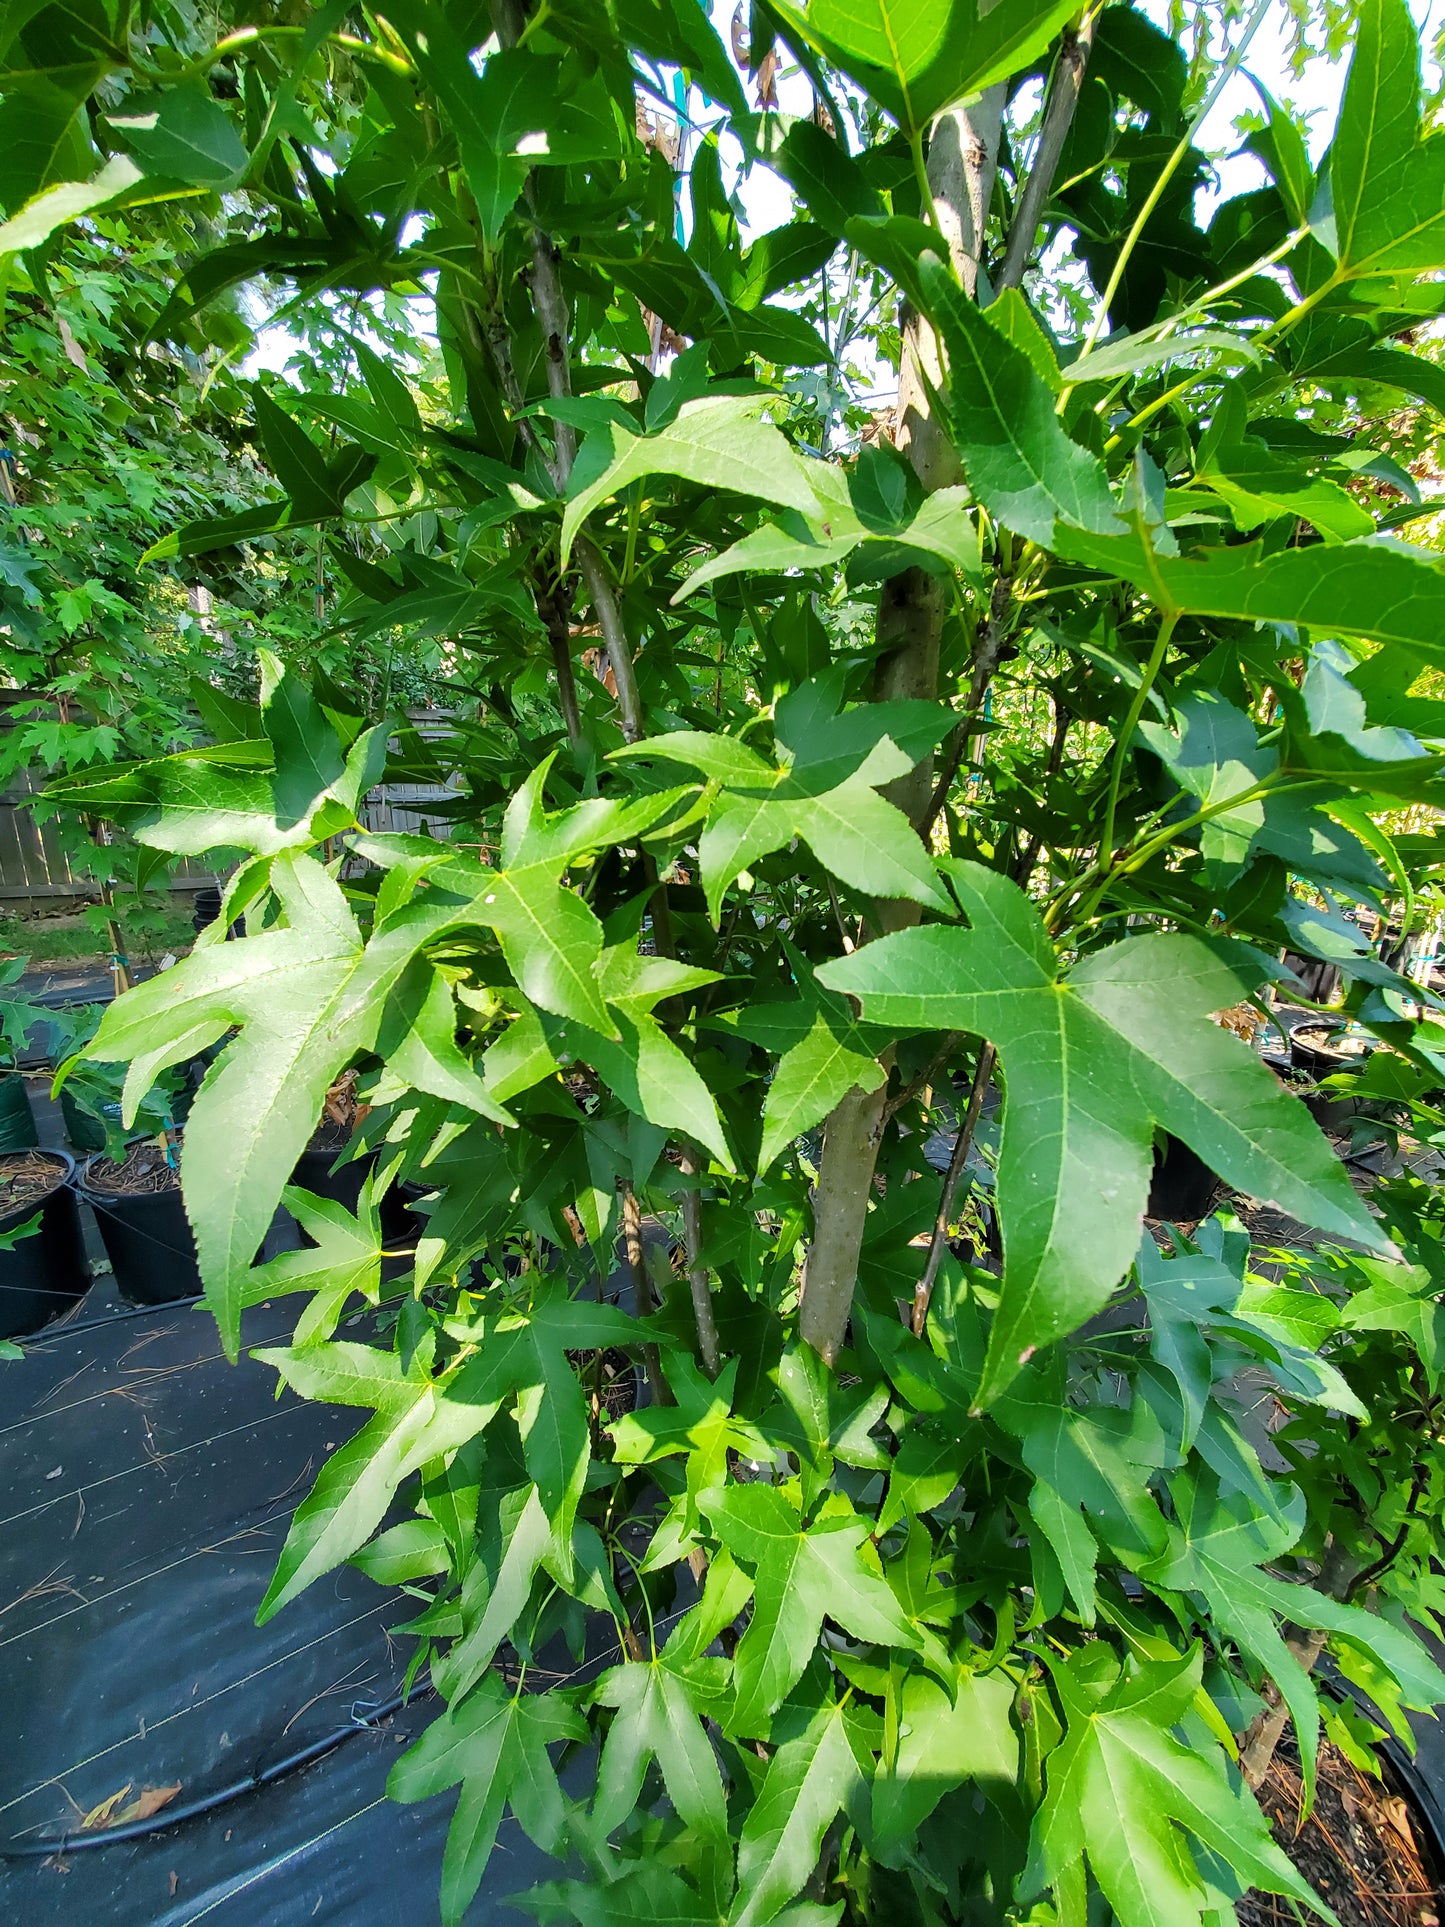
[253,1339,508,1621]
[821,861,1380,1403]
[609,1354,759,1530]
[389,1672,586,1927]
[700,1483,918,1734]
[1032,1645,1319,1927]
[1139,1472,1445,1803]
[1340,1258,1445,1379]
[241,1174,386,1348]
[591,1656,729,1842]
[616,674,951,922]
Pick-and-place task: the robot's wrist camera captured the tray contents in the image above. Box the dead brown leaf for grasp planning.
[114,1784,181,1825]
[79,1782,180,1830]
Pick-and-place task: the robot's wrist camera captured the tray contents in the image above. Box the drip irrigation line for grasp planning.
[0,1682,435,1859]
[25,1293,205,1339]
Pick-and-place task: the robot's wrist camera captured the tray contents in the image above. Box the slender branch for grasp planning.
[535,576,583,748]
[1344,1455,1431,1602]
[1070,0,1273,369]
[621,1179,670,1405]
[575,538,644,743]
[998,17,1096,293]
[921,572,1013,841]
[881,1031,962,1127]
[912,1043,995,1338]
[677,1149,721,1376]
[1099,610,1176,872]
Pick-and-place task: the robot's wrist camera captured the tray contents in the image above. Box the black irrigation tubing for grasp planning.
[0,1683,436,1859]
[24,1294,205,1339]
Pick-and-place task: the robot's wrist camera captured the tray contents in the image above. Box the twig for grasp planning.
[880,1031,962,1127]
[676,1149,720,1376]
[921,574,1012,842]
[1013,700,1071,886]
[911,1042,994,1337]
[620,1179,669,1405]
[998,17,1096,293]
[1344,1454,1431,1602]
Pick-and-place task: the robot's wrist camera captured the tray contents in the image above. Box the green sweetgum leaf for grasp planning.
[609,1354,759,1532]
[253,1340,507,1620]
[561,394,821,563]
[674,464,979,601]
[995,1381,1171,1624]
[108,84,247,187]
[239,1178,385,1348]
[592,1656,729,1841]
[402,18,623,244]
[1140,1471,1445,1804]
[434,1484,556,1700]
[444,1284,654,1557]
[769,0,1076,135]
[721,954,889,1173]
[700,1483,918,1734]
[1340,1258,1445,1379]
[919,253,1123,547]
[616,673,951,920]
[85,769,684,1355]
[1193,382,1372,544]
[730,1697,868,1927]
[389,1672,586,1927]
[1331,0,1445,275]
[1054,528,1445,663]
[1031,1646,1319,1927]
[80,853,513,1354]
[869,1667,1017,1859]
[820,862,1379,1404]
[543,942,733,1168]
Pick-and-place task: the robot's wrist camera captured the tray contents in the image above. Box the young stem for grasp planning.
[676,1149,720,1376]
[1069,0,1273,369]
[1098,610,1177,871]
[911,1042,995,1337]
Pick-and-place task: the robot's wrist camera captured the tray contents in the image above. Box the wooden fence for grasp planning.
[0,758,461,905]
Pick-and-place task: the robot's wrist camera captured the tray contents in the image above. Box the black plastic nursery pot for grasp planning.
[1289,1020,1372,1082]
[0,1074,38,1153]
[0,1149,89,1340]
[292,1134,372,1215]
[81,1146,203,1306]
[1147,1135,1219,1221]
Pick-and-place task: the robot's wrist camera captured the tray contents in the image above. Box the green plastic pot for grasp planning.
[0,1075,39,1153]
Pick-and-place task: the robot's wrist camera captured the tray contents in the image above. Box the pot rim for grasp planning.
[79,1145,183,1200]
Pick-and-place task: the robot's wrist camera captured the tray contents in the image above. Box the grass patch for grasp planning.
[0,898,200,970]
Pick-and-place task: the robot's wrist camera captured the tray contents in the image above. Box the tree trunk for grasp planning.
[1238,1537,1359,1787]
[799,91,1004,1367]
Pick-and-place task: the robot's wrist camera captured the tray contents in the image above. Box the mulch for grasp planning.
[0,1149,67,1215]
[1238,1738,1441,1927]
[86,1140,181,1196]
